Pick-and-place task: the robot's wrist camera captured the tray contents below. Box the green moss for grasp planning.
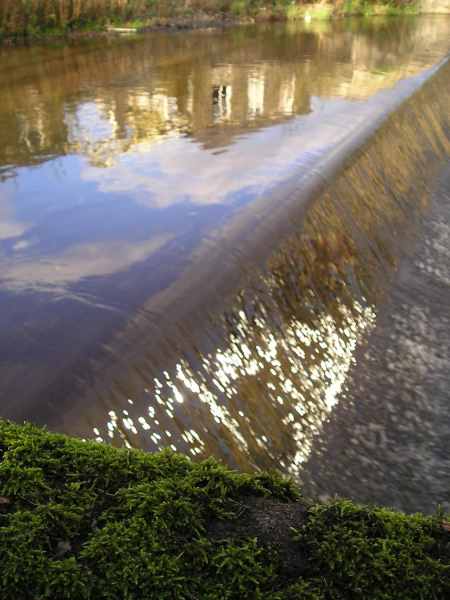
[1,420,449,599]
[295,499,450,598]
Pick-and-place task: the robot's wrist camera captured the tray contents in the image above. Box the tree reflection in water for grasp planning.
[101,62,450,489]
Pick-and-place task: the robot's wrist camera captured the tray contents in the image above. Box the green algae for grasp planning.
[1,420,449,599]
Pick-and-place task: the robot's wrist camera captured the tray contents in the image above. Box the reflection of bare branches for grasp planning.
[2,17,449,177]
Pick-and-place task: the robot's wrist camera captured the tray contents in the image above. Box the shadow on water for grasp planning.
[75,60,450,513]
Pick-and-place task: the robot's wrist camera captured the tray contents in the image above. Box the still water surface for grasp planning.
[1,16,450,512]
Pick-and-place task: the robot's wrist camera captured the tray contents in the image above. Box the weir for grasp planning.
[62,59,450,512]
[0,19,449,513]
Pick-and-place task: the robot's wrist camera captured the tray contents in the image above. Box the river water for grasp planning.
[1,16,449,513]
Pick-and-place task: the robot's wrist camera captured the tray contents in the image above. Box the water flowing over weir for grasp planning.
[1,19,450,513]
[60,59,450,512]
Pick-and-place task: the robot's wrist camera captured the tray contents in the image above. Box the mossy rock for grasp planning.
[0,420,449,598]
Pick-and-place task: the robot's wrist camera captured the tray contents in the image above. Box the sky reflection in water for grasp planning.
[0,17,450,506]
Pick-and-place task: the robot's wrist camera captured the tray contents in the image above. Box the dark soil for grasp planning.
[205,495,310,584]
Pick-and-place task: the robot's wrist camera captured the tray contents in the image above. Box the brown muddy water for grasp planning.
[1,16,449,513]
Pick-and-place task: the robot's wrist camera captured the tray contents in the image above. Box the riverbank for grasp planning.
[0,420,449,599]
[0,0,440,43]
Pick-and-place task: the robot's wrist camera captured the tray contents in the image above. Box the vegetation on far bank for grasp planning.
[0,0,422,39]
[1,420,449,599]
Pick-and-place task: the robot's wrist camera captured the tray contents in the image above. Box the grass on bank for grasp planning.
[0,0,421,39]
[284,0,419,21]
[1,420,449,599]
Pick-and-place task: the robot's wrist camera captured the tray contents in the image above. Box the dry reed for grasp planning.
[0,0,146,36]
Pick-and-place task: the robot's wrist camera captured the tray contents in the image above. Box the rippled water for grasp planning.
[1,16,449,512]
